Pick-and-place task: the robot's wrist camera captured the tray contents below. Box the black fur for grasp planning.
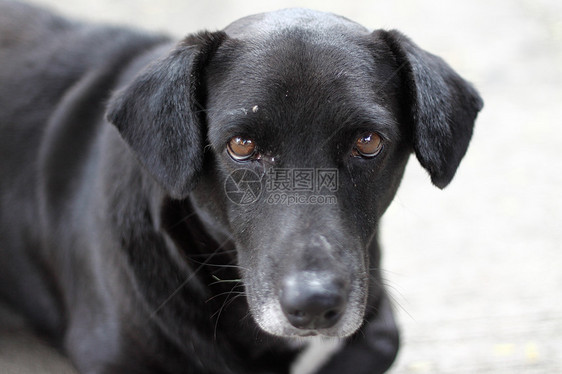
[0,3,482,374]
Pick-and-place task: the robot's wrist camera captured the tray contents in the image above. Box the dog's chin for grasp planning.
[249,299,365,339]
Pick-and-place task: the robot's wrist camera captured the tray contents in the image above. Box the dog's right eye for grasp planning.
[227,136,257,161]
[351,132,383,158]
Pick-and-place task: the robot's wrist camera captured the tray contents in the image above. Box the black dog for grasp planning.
[0,2,482,373]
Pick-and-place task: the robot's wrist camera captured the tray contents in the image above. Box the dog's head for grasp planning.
[107,9,482,338]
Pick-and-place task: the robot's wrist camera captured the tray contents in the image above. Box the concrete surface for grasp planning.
[1,0,561,373]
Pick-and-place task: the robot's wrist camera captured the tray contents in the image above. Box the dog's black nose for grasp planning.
[280,272,348,330]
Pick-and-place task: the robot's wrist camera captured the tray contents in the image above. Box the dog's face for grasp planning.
[107,9,482,338]
[197,11,411,337]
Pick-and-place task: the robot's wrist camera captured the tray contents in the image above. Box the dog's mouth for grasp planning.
[294,331,318,337]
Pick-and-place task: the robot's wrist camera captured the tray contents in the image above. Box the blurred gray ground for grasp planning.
[1,0,561,373]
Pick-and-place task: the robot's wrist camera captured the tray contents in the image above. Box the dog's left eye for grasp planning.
[227,136,257,161]
[351,132,383,158]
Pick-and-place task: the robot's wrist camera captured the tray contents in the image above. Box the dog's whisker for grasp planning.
[206,283,245,294]
[166,211,199,230]
[387,294,413,321]
[208,277,244,288]
[212,292,246,340]
[148,273,202,320]
[206,289,244,304]
[148,242,229,319]
[211,274,241,281]
[381,284,413,320]
[184,248,238,258]
[186,261,246,270]
[180,235,244,267]
[211,292,245,319]
[149,233,244,319]
[366,270,413,323]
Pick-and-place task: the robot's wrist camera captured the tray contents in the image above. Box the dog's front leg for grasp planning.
[314,293,399,374]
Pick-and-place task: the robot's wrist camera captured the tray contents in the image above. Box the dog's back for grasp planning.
[0,0,69,337]
[0,0,164,339]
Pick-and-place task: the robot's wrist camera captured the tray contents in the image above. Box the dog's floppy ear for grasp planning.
[106,31,227,199]
[375,30,483,188]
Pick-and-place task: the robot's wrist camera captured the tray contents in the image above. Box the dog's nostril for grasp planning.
[323,309,339,321]
[280,273,348,330]
[289,310,306,318]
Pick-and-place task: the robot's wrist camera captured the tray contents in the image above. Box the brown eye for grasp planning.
[227,136,256,161]
[352,132,383,158]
